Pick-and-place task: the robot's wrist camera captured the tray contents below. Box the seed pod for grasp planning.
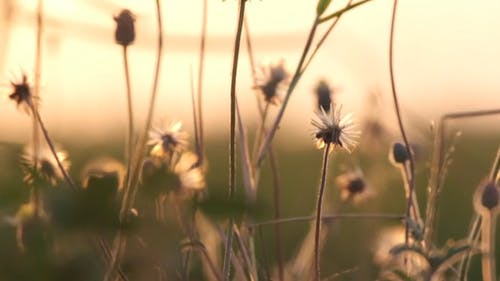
[481,181,499,210]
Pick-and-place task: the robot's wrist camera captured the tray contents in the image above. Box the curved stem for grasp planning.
[197,0,207,167]
[223,0,246,279]
[314,143,332,281]
[388,0,415,245]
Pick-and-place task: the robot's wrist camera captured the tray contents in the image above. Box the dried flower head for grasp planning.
[8,74,36,113]
[114,9,136,46]
[336,168,369,202]
[255,60,290,105]
[173,151,206,191]
[148,121,188,159]
[314,80,332,112]
[474,180,499,214]
[312,104,360,153]
[21,144,70,186]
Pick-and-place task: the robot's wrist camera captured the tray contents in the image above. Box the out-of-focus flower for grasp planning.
[81,157,125,191]
[21,144,70,186]
[312,104,360,153]
[114,9,136,46]
[255,60,290,105]
[148,121,188,160]
[335,168,370,202]
[173,151,205,191]
[314,80,333,112]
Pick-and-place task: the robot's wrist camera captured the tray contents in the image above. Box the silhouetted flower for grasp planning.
[312,103,360,153]
[8,74,36,113]
[114,9,136,46]
[21,144,70,186]
[148,121,188,159]
[314,80,332,112]
[255,60,290,105]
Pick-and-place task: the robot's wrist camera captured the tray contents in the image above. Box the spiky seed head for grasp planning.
[312,103,360,153]
[114,9,136,46]
[254,60,290,105]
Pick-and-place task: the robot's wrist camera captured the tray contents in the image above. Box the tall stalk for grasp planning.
[387,0,415,245]
[122,46,134,195]
[314,143,332,281]
[222,0,246,279]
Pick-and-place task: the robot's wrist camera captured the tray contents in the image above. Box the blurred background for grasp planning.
[0,0,500,280]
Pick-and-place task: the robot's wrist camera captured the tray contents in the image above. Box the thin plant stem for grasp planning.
[243,18,282,280]
[122,45,134,198]
[197,0,207,167]
[318,0,373,23]
[30,103,76,189]
[223,1,246,279]
[314,143,332,281]
[32,0,43,217]
[250,213,405,227]
[481,214,497,281]
[268,146,283,281]
[251,102,269,163]
[400,163,422,225]
[458,215,482,281]
[190,65,200,164]
[301,0,353,75]
[232,224,257,281]
[388,0,415,245]
[424,109,500,248]
[106,1,164,280]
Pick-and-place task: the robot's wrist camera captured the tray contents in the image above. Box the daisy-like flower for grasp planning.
[254,60,290,105]
[312,103,360,153]
[148,120,188,159]
[173,151,206,191]
[20,144,70,186]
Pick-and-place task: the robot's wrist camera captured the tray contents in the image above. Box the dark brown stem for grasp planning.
[314,143,331,281]
[197,0,207,167]
[388,0,414,245]
[31,104,75,189]
[223,0,246,279]
[122,46,134,200]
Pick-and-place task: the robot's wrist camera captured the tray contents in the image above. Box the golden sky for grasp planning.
[1,0,499,143]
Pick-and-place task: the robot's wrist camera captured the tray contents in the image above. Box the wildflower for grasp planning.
[255,60,290,105]
[314,80,332,112]
[389,142,409,165]
[148,121,188,159]
[21,144,70,186]
[312,103,360,153]
[8,74,36,113]
[114,9,136,46]
[335,169,369,202]
[173,151,206,191]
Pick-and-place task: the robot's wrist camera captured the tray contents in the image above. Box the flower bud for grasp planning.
[390,142,409,164]
[114,9,136,46]
[481,181,499,210]
[315,80,332,112]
